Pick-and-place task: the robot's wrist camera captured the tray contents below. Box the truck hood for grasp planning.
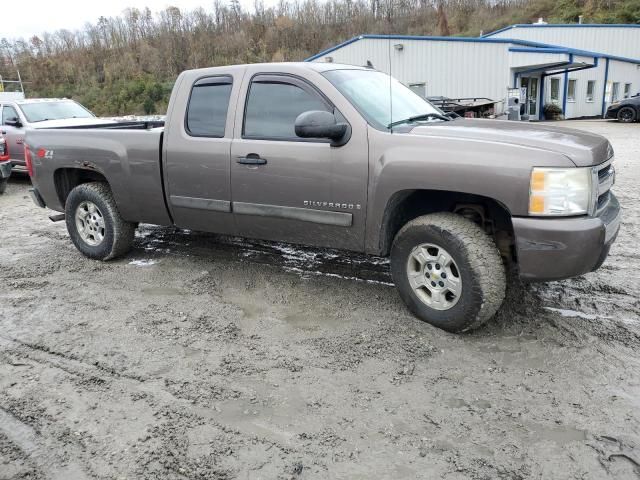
[409,118,612,167]
[29,117,118,129]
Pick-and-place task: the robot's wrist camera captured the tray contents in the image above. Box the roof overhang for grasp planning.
[509,48,597,74]
[305,34,640,66]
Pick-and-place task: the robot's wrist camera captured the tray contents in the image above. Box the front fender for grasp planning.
[364,127,575,254]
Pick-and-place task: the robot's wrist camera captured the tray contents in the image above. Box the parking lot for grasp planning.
[0,119,639,479]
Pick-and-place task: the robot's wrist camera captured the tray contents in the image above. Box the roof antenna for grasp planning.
[388,37,393,133]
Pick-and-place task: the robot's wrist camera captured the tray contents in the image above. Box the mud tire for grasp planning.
[391,213,506,333]
[65,182,135,260]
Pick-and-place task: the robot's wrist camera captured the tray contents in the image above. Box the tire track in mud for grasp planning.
[0,407,89,480]
[0,335,298,478]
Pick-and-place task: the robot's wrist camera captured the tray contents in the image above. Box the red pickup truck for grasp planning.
[0,137,10,194]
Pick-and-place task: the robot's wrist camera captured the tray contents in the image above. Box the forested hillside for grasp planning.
[1,0,638,115]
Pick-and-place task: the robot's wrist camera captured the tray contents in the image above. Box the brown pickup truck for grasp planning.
[26,62,621,332]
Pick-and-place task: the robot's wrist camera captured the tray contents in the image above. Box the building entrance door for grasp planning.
[520,77,539,118]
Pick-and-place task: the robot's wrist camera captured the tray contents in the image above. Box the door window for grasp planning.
[550,78,560,104]
[521,77,538,116]
[243,78,330,140]
[567,79,576,102]
[2,105,19,125]
[624,83,632,99]
[611,82,620,102]
[586,81,596,102]
[185,76,232,137]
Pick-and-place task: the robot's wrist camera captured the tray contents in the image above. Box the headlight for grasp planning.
[529,167,592,216]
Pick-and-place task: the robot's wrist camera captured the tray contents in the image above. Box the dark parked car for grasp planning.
[606,95,640,123]
[0,137,10,194]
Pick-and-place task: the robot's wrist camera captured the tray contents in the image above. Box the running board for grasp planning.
[49,213,65,222]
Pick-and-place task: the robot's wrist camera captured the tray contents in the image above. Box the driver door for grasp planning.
[230,71,368,251]
[1,105,25,167]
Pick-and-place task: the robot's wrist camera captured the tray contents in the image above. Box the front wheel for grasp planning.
[617,106,637,123]
[391,213,506,333]
[65,182,136,260]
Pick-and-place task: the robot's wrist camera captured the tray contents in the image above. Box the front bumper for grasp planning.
[512,192,621,282]
[0,161,11,180]
[605,106,621,119]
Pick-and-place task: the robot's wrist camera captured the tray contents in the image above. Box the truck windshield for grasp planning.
[18,101,95,123]
[323,69,444,130]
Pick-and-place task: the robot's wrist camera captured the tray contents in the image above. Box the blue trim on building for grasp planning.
[509,47,570,54]
[562,72,569,114]
[483,23,640,38]
[305,34,640,65]
[539,74,546,120]
[601,57,610,117]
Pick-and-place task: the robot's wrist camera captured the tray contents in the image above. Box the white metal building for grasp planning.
[306,25,640,120]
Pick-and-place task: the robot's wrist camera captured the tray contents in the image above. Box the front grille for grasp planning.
[592,158,615,215]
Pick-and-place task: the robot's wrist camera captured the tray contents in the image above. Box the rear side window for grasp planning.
[243,79,330,139]
[2,105,19,125]
[185,76,232,137]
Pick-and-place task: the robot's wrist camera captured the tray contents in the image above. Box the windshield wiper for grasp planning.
[388,112,450,129]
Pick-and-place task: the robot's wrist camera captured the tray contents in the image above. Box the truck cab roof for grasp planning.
[182,61,370,76]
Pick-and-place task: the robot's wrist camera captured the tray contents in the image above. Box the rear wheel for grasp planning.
[391,213,506,333]
[65,182,135,260]
[617,106,637,123]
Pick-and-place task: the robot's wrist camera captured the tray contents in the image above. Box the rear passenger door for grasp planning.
[164,73,238,234]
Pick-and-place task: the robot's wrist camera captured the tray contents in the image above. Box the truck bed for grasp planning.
[46,120,165,130]
[26,127,172,226]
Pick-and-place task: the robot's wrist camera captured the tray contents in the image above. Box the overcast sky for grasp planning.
[2,0,281,40]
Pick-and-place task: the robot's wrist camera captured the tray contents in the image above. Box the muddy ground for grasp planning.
[1,119,639,479]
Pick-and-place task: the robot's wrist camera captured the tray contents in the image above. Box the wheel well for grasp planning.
[54,168,108,207]
[378,189,515,259]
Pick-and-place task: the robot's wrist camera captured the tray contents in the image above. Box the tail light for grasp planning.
[24,143,34,177]
[0,139,8,162]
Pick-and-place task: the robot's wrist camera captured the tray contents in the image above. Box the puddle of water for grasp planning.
[141,287,185,296]
[544,307,611,320]
[129,259,157,267]
[526,422,587,445]
[446,398,469,408]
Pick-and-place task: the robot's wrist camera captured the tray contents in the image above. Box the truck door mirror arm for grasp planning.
[294,110,350,147]
[5,117,22,128]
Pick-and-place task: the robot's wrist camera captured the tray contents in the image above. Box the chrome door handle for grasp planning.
[236,154,267,165]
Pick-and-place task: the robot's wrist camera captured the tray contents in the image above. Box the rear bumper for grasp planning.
[11,161,27,173]
[513,192,621,282]
[0,161,11,180]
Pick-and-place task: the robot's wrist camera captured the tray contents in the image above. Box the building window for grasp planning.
[550,78,560,104]
[624,83,632,99]
[586,81,596,103]
[408,83,426,98]
[567,79,577,102]
[611,82,620,102]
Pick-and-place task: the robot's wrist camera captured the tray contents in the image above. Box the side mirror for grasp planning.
[295,110,349,146]
[5,117,22,128]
